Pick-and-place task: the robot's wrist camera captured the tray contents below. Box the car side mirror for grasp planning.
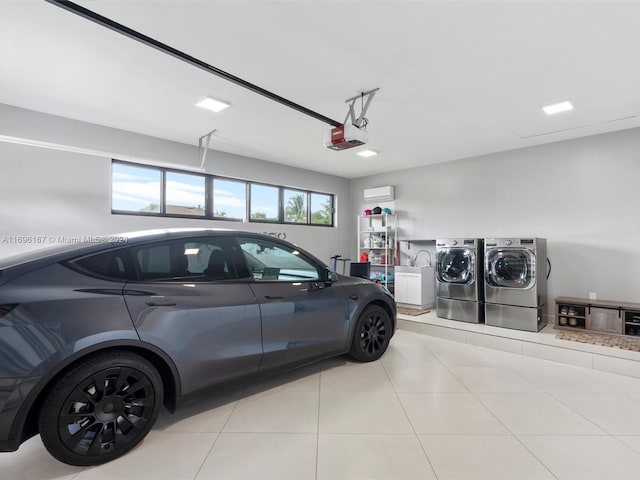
[323,268,334,287]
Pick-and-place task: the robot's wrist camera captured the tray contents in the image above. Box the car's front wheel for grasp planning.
[39,351,163,466]
[349,305,392,362]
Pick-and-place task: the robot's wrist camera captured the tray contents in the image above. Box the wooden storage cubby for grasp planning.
[624,310,640,337]
[555,296,640,336]
[556,301,586,330]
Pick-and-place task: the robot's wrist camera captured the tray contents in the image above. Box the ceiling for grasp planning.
[2,1,640,179]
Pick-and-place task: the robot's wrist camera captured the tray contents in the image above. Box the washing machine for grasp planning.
[484,237,547,332]
[435,238,484,323]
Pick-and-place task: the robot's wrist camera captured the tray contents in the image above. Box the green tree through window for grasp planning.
[285,193,306,223]
[311,196,331,225]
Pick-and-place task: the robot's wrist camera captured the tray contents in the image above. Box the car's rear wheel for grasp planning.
[349,305,392,362]
[39,351,162,466]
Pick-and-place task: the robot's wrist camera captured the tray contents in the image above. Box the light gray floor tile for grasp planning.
[511,365,613,393]
[476,393,605,435]
[320,361,394,392]
[74,431,218,480]
[389,329,428,347]
[196,433,316,480]
[317,434,436,480]
[0,436,82,480]
[617,436,640,454]
[486,349,566,367]
[448,366,543,393]
[552,393,640,435]
[5,330,639,480]
[319,392,413,434]
[417,335,470,352]
[583,370,640,393]
[519,435,640,480]
[223,390,319,433]
[431,347,503,367]
[399,392,510,434]
[383,363,469,392]
[154,390,239,433]
[419,434,555,479]
[380,345,440,365]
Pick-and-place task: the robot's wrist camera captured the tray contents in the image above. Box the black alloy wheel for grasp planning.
[39,351,162,466]
[349,305,392,362]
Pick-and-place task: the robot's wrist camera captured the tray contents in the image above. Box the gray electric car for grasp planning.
[0,229,395,465]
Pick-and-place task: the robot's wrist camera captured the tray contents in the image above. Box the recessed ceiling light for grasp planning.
[357,149,378,158]
[543,100,573,115]
[196,96,230,113]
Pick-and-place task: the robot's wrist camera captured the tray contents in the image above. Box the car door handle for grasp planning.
[145,300,177,306]
[264,295,284,300]
[349,295,359,300]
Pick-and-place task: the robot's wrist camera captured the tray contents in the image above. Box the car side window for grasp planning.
[237,237,320,282]
[73,249,130,280]
[131,237,239,282]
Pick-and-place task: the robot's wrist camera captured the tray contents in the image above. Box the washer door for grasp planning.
[485,248,536,289]
[436,247,480,301]
[437,247,475,284]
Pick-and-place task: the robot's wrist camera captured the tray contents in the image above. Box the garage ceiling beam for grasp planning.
[45,0,343,127]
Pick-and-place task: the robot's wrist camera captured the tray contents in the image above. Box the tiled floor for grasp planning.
[3,329,640,479]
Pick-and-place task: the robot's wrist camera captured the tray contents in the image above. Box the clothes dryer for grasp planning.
[435,238,484,323]
[484,237,547,332]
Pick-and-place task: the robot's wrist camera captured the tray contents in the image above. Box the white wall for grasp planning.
[5,102,640,312]
[350,127,640,311]
[0,105,353,265]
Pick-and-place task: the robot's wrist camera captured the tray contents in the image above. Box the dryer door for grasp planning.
[436,247,480,301]
[485,248,537,307]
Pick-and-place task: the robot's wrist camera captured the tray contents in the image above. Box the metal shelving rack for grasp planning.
[357,213,397,290]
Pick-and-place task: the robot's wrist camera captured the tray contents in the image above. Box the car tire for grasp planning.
[349,305,392,362]
[38,351,163,466]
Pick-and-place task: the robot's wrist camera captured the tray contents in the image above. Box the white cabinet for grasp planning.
[394,266,434,309]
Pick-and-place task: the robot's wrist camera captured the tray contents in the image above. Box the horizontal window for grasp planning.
[250,184,279,222]
[213,178,246,220]
[111,160,334,227]
[311,193,332,225]
[112,163,161,214]
[284,189,308,224]
[166,171,206,216]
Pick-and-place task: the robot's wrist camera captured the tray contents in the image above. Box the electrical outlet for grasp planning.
[589,292,597,300]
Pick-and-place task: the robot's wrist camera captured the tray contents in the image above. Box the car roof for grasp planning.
[0,229,256,269]
[118,227,233,240]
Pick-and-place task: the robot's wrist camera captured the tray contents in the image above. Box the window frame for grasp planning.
[111,161,164,217]
[248,181,282,223]
[163,169,208,218]
[309,192,334,226]
[283,188,309,225]
[212,176,247,222]
[111,160,335,227]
